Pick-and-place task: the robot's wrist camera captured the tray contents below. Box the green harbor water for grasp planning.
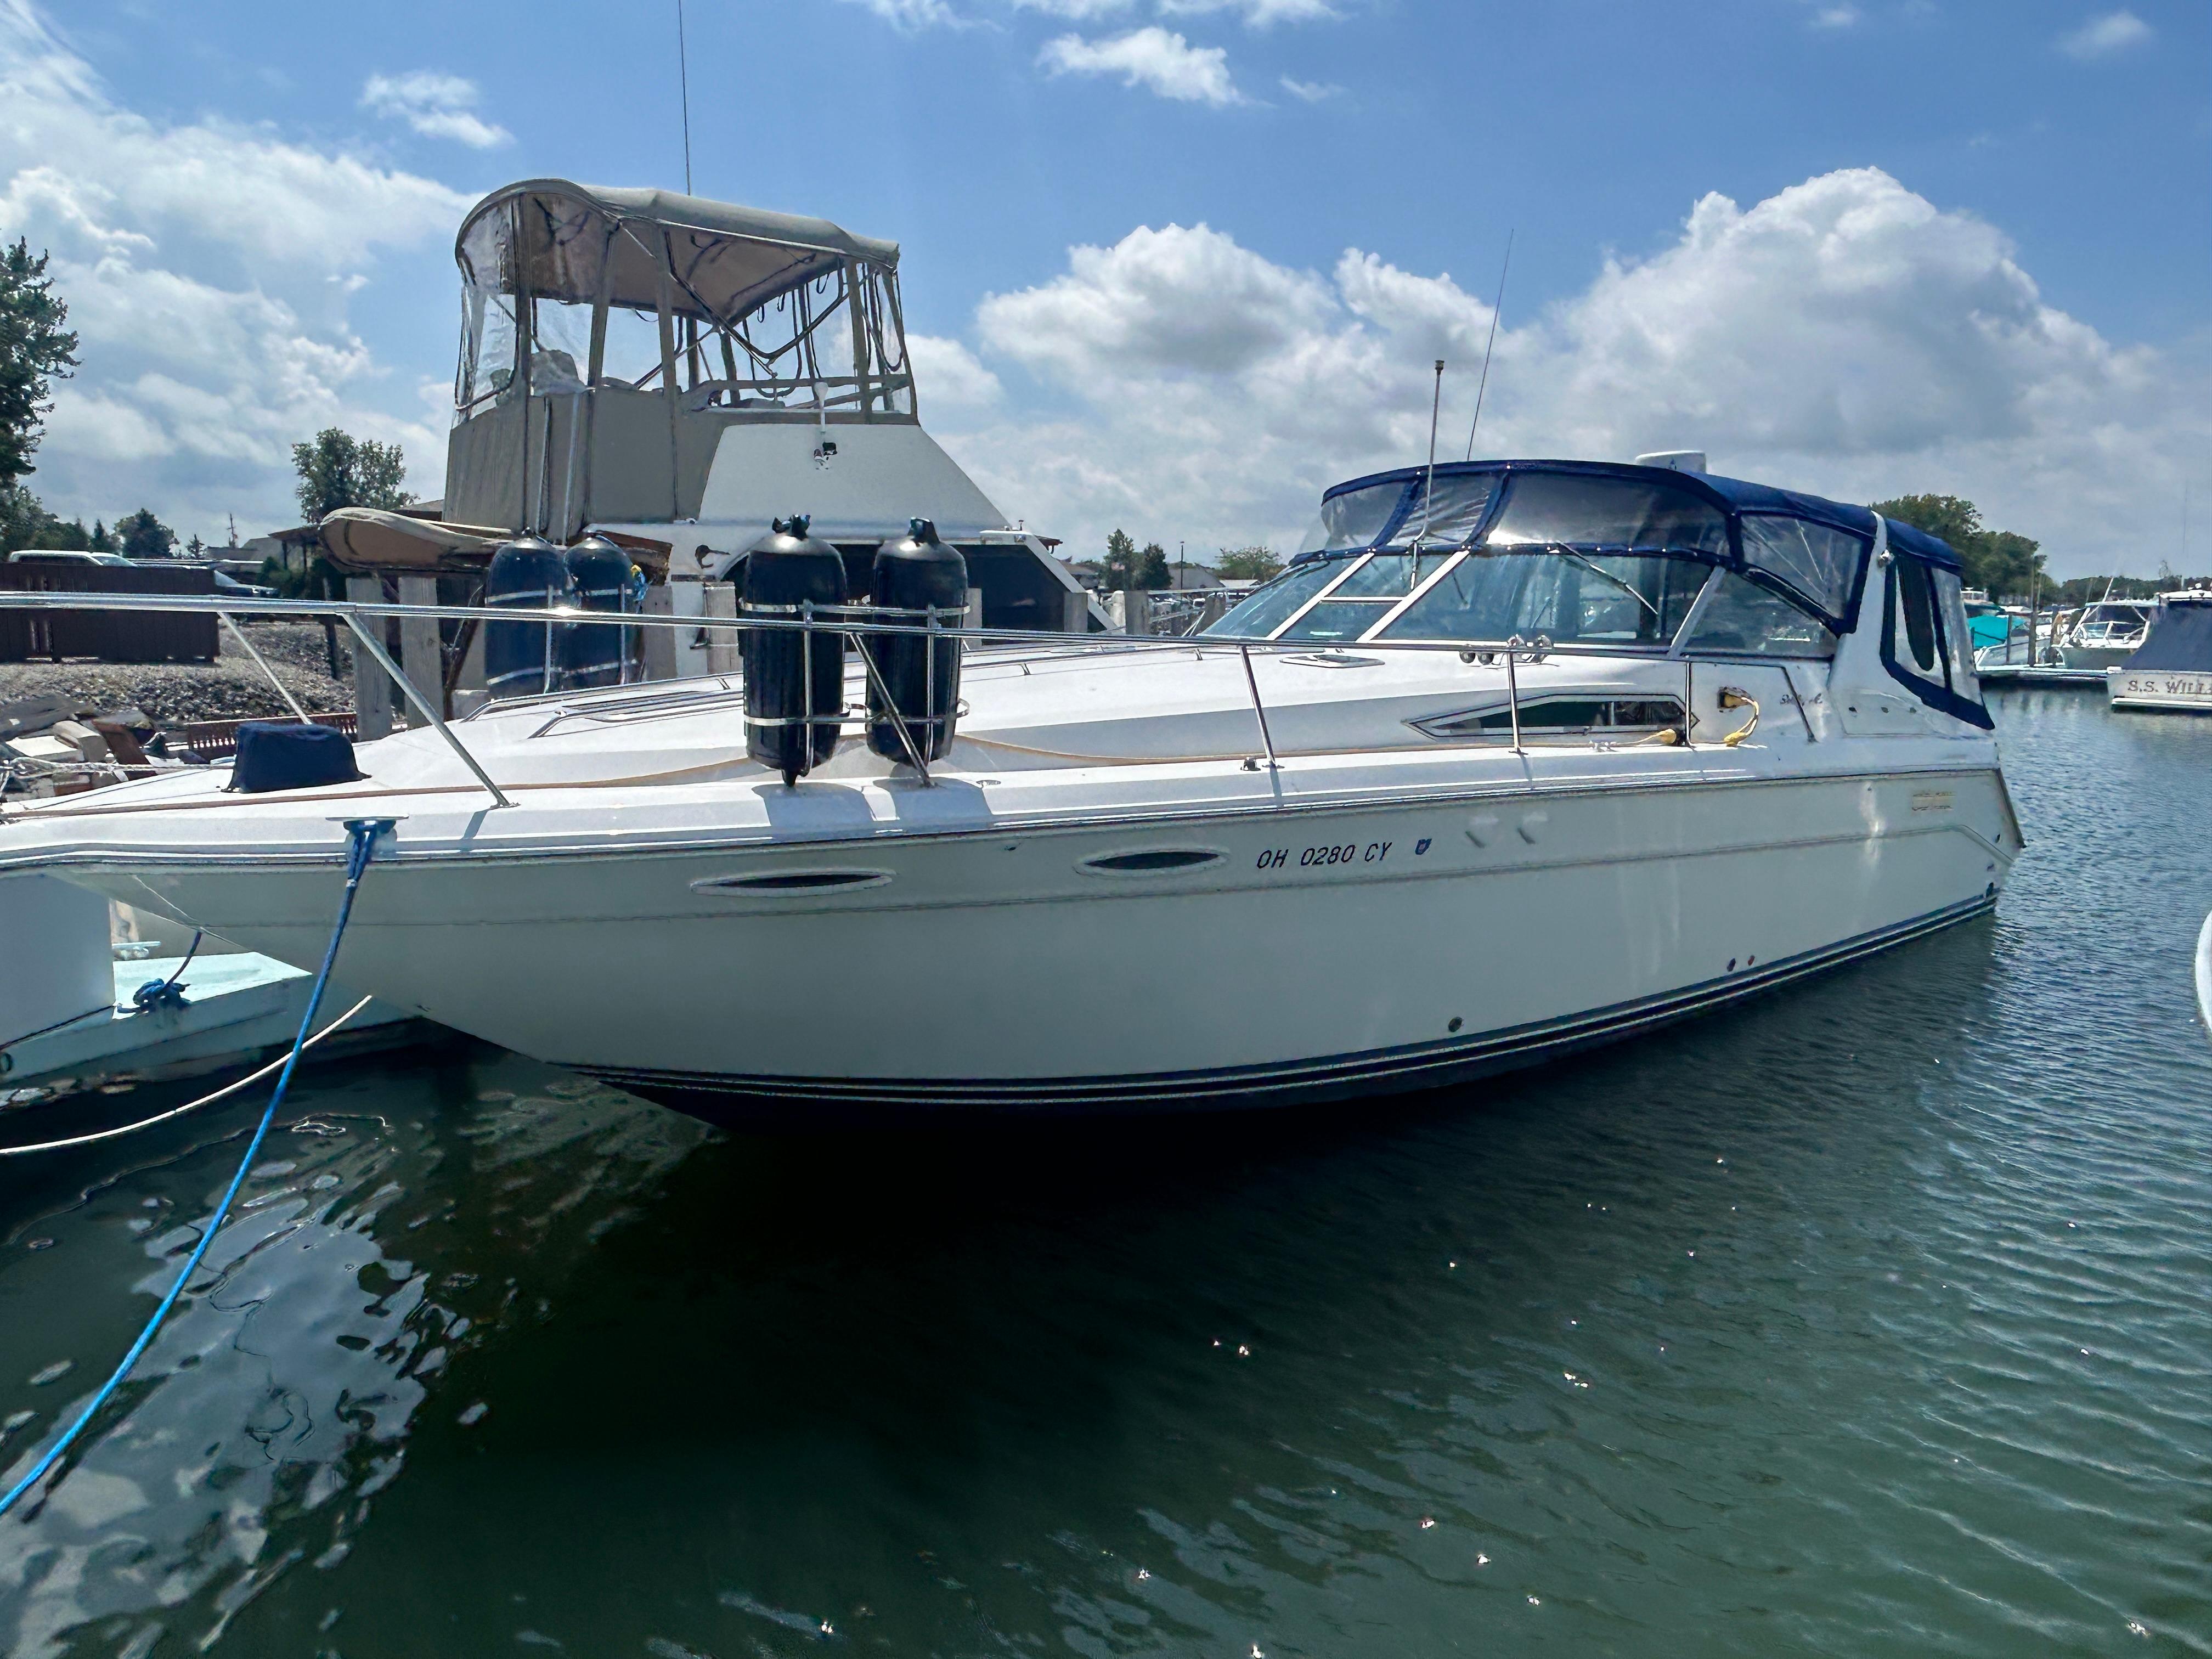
[3,688,2208,1657]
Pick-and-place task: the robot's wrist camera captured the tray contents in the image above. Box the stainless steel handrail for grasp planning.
[0,590,1686,812]
[0,589,1724,661]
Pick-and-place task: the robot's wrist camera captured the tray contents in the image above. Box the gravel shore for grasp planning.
[0,623,355,728]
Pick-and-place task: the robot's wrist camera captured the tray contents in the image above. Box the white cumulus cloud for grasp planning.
[1039,26,1242,104]
[907,335,1002,407]
[0,0,467,538]
[835,0,966,27]
[360,70,512,149]
[2059,9,2153,59]
[1157,0,1339,24]
[927,170,2206,577]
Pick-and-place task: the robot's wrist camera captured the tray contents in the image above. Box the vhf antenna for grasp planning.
[676,0,694,193]
[1414,358,1445,547]
[1464,229,1514,460]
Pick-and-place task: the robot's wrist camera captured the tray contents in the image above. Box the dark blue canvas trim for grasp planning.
[1877,561,1996,730]
[1880,518,1965,573]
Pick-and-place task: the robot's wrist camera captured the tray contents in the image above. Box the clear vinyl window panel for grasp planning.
[1298,482,1410,556]
[1896,556,1942,675]
[1679,572,1839,658]
[1739,514,1866,627]
[1485,472,1730,557]
[1389,473,1500,549]
[1934,568,1984,706]
[1378,551,1707,648]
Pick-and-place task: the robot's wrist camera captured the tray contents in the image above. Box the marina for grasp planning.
[2,3,2207,1649]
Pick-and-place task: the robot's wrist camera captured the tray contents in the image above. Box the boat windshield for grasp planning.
[1377,550,1708,648]
[2083,604,2150,630]
[1224,466,1854,649]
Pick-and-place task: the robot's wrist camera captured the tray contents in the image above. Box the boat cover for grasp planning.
[457,180,900,324]
[1305,459,1923,633]
[319,508,511,575]
[2126,601,2212,671]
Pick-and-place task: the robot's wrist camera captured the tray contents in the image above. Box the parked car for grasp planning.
[210,569,276,599]
[7,549,131,566]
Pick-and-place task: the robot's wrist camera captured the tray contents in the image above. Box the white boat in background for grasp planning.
[2196,909,2212,1041]
[320,179,1101,648]
[2108,590,2212,714]
[0,459,2021,1122]
[2059,599,2158,670]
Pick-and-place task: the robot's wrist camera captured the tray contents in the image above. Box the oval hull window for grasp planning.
[691,869,893,894]
[1079,848,1224,875]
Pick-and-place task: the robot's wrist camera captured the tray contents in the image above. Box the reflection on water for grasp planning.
[3,688,2209,1657]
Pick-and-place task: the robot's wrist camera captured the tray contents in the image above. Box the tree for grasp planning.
[114,507,176,559]
[1216,545,1283,583]
[1973,529,2042,600]
[291,427,414,522]
[185,533,206,558]
[0,240,79,489]
[1135,541,1171,590]
[1871,493,2045,601]
[1101,527,1139,592]
[88,518,116,552]
[2058,574,2167,605]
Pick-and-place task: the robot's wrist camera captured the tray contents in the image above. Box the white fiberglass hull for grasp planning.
[0,638,2020,1120]
[14,777,2011,1120]
[2061,642,2140,672]
[2109,664,2212,713]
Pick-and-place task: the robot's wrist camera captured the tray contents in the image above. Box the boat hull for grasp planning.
[2060,644,2140,671]
[2109,665,2212,713]
[80,766,2014,1119]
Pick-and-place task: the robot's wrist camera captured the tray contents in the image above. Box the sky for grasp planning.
[1,0,2206,578]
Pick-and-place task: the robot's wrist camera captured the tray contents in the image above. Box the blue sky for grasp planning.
[4,0,2206,574]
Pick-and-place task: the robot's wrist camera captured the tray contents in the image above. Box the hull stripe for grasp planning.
[578,892,1994,1117]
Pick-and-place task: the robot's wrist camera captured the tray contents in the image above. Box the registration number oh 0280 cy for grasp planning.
[1256,840,1395,871]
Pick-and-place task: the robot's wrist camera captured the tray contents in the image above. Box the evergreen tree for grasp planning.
[114,506,176,559]
[1101,527,1139,592]
[88,518,115,552]
[1135,541,1171,590]
[185,533,206,557]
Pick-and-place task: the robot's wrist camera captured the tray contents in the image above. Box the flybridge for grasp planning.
[444,179,924,538]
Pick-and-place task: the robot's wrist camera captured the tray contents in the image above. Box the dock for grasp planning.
[1976,663,2106,688]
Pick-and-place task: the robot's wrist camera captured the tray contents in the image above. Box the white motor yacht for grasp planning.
[0,460,2020,1121]
[2108,590,2212,714]
[2059,599,2157,670]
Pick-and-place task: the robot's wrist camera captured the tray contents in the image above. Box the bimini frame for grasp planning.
[447,180,915,537]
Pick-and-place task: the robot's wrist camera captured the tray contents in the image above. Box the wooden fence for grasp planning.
[0,563,219,663]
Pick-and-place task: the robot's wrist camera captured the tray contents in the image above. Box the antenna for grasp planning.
[1464,229,1514,461]
[676,0,694,193]
[1414,359,1445,547]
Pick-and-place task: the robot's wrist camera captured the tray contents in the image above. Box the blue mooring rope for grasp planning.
[0,819,393,1522]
